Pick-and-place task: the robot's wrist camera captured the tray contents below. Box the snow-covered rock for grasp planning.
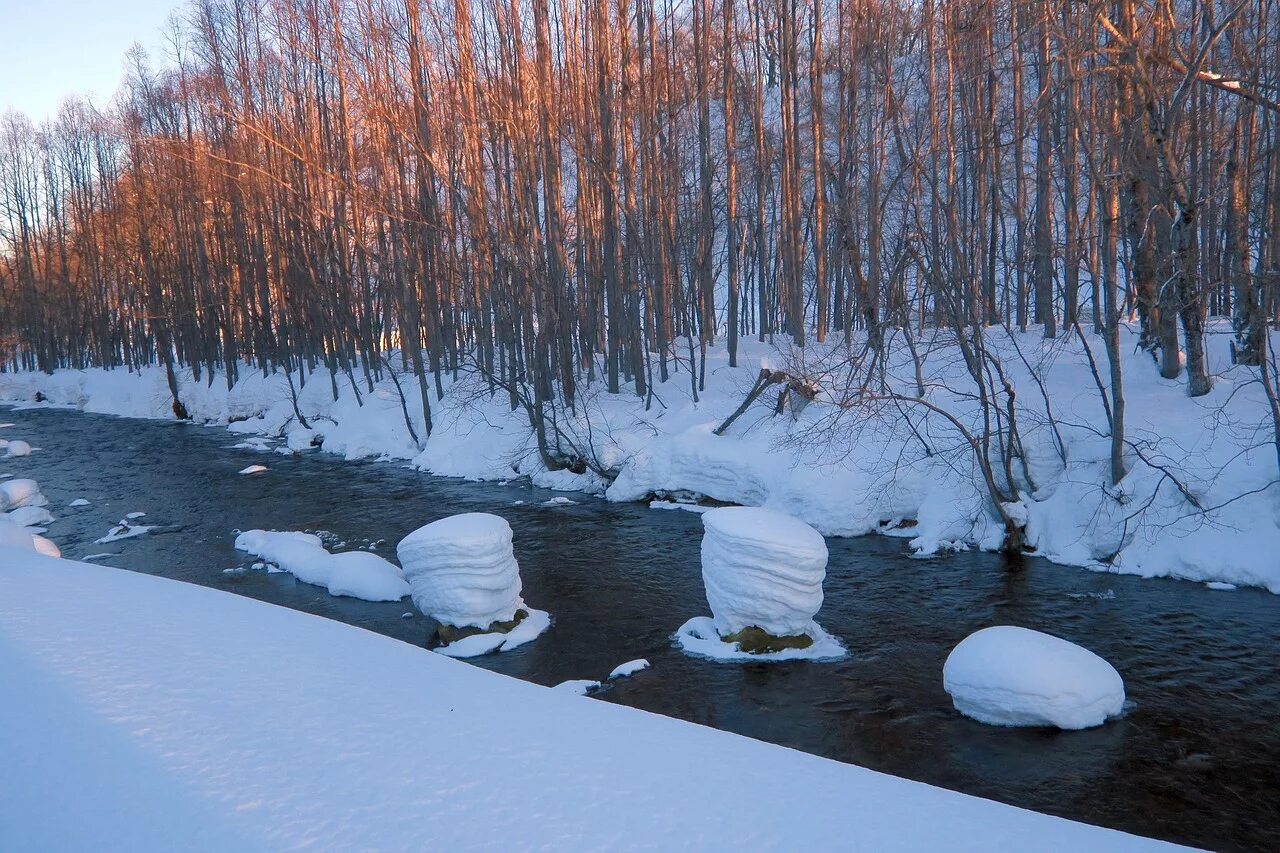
[68,498,91,507]
[700,507,828,638]
[238,464,268,475]
[4,439,32,457]
[234,529,409,602]
[397,513,525,629]
[608,659,650,680]
[6,506,54,529]
[0,479,47,512]
[943,626,1126,730]
[552,679,601,695]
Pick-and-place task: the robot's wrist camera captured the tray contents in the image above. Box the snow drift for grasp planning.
[234,529,409,602]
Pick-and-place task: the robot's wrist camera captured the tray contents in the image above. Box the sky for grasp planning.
[0,0,182,123]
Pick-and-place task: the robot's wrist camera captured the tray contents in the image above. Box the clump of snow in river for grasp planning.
[397,513,551,656]
[608,658,650,679]
[0,479,47,512]
[700,507,829,638]
[68,498,91,507]
[96,520,156,544]
[238,464,268,475]
[397,513,525,628]
[4,439,32,457]
[675,507,845,662]
[942,626,1126,730]
[234,529,409,602]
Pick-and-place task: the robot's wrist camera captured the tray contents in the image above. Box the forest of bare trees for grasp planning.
[2,0,1279,449]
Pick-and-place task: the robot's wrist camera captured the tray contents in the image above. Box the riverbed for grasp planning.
[3,404,1277,851]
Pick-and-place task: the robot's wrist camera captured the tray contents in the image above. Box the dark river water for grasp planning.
[3,404,1277,851]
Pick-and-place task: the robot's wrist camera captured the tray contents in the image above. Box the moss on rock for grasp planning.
[432,609,528,648]
[721,625,814,654]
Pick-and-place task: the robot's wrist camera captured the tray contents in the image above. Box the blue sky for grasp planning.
[0,0,182,122]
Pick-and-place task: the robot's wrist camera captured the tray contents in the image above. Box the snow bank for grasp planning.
[701,507,831,637]
[234,529,409,602]
[943,626,1126,730]
[5,323,1279,594]
[397,513,525,628]
[0,548,1183,850]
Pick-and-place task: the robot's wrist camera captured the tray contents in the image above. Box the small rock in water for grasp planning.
[608,659,651,680]
[1205,582,1237,591]
[69,498,91,507]
[239,464,269,475]
[401,612,415,619]
[127,511,146,519]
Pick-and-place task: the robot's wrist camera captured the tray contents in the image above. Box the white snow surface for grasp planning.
[943,626,1126,730]
[701,507,829,637]
[397,513,525,628]
[0,548,1184,851]
[234,529,409,602]
[4,324,1279,593]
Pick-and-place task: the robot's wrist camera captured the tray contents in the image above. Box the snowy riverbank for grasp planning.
[3,323,1278,594]
[0,547,1183,850]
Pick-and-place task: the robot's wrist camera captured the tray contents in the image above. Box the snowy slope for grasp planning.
[0,548,1184,851]
[3,322,1277,593]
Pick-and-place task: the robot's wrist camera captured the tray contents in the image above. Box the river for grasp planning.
[3,404,1277,851]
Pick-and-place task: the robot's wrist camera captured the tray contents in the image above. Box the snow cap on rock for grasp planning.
[700,506,828,638]
[397,512,524,629]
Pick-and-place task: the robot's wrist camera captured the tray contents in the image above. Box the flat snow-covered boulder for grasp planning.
[397,513,524,629]
[701,506,828,637]
[943,626,1125,730]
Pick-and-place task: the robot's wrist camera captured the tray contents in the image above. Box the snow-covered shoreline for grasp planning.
[0,547,1184,850]
[3,323,1278,594]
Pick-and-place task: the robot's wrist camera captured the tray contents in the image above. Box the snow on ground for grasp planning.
[3,323,1279,593]
[397,513,526,628]
[608,658,651,679]
[234,529,409,602]
[943,626,1126,730]
[0,548,1185,851]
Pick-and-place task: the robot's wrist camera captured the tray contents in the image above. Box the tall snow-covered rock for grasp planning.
[943,626,1126,730]
[700,506,828,638]
[397,513,524,629]
[0,479,47,513]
